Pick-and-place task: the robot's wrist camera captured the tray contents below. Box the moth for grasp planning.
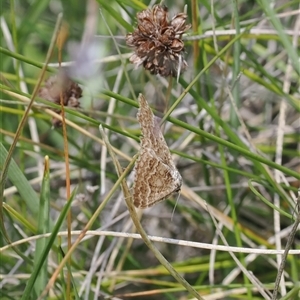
[132,94,182,208]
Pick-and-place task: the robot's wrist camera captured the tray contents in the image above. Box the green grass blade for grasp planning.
[33,156,50,297]
[0,143,39,214]
[21,188,77,300]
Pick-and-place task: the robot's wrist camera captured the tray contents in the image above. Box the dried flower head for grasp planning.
[38,72,82,127]
[126,4,191,77]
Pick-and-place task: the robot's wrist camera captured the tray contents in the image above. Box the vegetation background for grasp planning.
[0,0,299,299]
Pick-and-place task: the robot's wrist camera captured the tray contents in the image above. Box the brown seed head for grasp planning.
[38,72,82,127]
[126,4,191,77]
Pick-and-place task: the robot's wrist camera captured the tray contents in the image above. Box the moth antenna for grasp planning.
[171,192,181,221]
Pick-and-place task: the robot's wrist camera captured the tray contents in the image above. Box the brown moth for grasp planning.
[132,94,182,208]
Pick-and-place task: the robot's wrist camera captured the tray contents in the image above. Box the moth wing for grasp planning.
[132,148,182,208]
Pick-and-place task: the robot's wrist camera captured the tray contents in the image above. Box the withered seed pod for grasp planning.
[126,4,191,77]
[38,72,82,127]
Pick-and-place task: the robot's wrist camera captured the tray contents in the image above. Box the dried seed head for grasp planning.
[38,72,82,127]
[126,4,191,77]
